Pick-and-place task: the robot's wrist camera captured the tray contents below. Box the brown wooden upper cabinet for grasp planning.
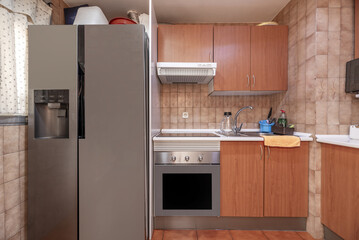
[51,0,69,25]
[211,25,288,94]
[157,25,214,62]
[213,26,251,91]
[250,26,288,91]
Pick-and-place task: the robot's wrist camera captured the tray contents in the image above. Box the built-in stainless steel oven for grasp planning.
[154,151,220,216]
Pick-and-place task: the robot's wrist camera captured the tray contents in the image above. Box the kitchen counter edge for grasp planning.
[316,135,359,149]
[153,129,313,142]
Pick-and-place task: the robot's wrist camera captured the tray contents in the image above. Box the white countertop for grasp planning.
[153,129,313,151]
[316,135,359,149]
[153,129,313,142]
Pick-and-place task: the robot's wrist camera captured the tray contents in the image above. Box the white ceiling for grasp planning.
[64,0,149,20]
[64,0,290,24]
[153,0,291,23]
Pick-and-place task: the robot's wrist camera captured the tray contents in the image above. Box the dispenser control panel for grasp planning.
[34,90,69,104]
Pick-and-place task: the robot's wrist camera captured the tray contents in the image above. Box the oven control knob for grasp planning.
[170,156,176,162]
[198,155,204,162]
[185,156,190,161]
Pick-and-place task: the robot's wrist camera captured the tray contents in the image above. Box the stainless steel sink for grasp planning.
[237,132,274,137]
[216,131,274,137]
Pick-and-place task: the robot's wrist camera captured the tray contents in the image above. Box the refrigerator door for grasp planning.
[79,25,148,240]
[28,26,78,240]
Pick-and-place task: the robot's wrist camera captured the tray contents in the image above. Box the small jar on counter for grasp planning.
[220,112,233,135]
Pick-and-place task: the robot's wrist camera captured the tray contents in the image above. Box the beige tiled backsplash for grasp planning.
[160,81,359,132]
[0,125,27,240]
[160,84,278,129]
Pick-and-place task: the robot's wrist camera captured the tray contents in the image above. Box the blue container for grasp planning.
[64,4,89,25]
[259,120,275,133]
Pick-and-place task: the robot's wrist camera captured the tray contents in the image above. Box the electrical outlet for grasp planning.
[182,112,189,119]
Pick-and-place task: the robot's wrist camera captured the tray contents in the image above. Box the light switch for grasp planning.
[182,112,189,119]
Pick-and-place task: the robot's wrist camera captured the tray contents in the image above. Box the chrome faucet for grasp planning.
[233,106,254,134]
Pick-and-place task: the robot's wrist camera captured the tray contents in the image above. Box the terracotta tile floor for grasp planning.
[152,230,316,240]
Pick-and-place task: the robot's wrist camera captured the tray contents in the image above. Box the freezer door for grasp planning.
[28,26,78,240]
[79,25,148,240]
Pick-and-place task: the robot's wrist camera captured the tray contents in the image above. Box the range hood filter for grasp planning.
[157,62,217,84]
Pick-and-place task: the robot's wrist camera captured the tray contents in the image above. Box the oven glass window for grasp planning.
[162,173,212,210]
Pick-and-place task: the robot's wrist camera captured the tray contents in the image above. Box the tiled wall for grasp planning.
[273,0,359,238]
[160,84,276,129]
[0,126,27,240]
[274,0,358,133]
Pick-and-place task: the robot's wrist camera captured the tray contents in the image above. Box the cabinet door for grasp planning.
[220,142,264,217]
[322,144,359,240]
[250,26,288,91]
[213,26,251,91]
[157,25,213,62]
[264,143,308,217]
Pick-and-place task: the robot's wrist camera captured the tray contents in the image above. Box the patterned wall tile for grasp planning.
[5,204,20,239]
[3,127,18,155]
[160,84,275,129]
[0,126,27,240]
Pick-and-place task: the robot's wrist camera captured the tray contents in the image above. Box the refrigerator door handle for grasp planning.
[78,62,85,139]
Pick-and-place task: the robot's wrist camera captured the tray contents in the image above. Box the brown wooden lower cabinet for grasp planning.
[220,142,264,217]
[264,143,309,217]
[321,144,359,240]
[220,141,309,218]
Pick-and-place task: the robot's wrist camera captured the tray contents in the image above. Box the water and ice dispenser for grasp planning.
[34,90,69,139]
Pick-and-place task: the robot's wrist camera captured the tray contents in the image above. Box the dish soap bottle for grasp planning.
[278,110,287,127]
[220,112,234,135]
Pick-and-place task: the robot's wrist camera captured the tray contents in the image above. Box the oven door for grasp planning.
[154,165,220,216]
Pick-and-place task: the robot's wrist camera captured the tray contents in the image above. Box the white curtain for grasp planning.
[0,0,51,115]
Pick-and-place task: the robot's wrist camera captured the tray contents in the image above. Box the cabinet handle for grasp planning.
[252,74,256,88]
[267,146,271,161]
[247,74,250,88]
[209,52,212,61]
[260,145,263,161]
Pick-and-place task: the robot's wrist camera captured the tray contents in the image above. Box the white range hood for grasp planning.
[157,62,217,84]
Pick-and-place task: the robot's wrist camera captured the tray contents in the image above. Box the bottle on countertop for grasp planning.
[220,112,234,135]
[278,110,287,127]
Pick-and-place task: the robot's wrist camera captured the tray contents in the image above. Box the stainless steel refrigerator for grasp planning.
[28,25,149,240]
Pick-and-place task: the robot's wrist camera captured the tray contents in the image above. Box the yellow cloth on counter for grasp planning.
[263,135,301,147]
